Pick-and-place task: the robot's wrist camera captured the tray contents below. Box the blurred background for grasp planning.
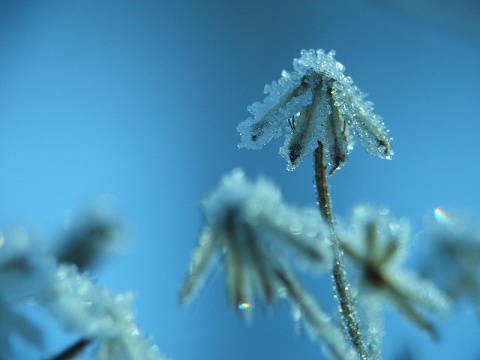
[1,0,479,359]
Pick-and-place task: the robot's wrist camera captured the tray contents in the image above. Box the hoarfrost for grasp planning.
[37,266,167,360]
[238,49,393,173]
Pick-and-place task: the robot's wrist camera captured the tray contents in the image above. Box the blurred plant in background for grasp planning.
[418,208,480,314]
[0,202,165,360]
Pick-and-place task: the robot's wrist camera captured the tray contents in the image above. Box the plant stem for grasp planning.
[46,338,92,360]
[314,142,368,360]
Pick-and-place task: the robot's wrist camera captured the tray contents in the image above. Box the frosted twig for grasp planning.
[314,143,368,360]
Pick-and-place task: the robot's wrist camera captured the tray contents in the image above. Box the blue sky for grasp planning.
[1,1,479,359]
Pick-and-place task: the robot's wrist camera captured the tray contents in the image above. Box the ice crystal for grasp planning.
[237,49,393,173]
[179,169,358,359]
[338,204,450,340]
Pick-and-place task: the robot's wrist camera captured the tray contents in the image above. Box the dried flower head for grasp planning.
[237,49,393,173]
[179,170,358,359]
[339,204,450,339]
[179,169,333,313]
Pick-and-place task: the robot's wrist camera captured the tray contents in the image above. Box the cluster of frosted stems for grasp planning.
[0,229,165,360]
[237,49,393,173]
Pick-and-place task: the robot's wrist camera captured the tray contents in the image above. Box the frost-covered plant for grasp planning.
[0,215,165,360]
[236,49,396,359]
[4,44,476,360]
[39,265,166,360]
[179,169,357,360]
[237,49,393,173]
[338,204,450,348]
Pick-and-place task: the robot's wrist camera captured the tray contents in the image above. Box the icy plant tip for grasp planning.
[179,169,333,318]
[237,49,393,173]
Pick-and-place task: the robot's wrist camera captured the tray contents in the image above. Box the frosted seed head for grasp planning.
[238,49,393,172]
[180,169,334,327]
[339,204,451,337]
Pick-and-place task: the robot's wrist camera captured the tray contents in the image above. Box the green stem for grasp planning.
[314,142,368,360]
